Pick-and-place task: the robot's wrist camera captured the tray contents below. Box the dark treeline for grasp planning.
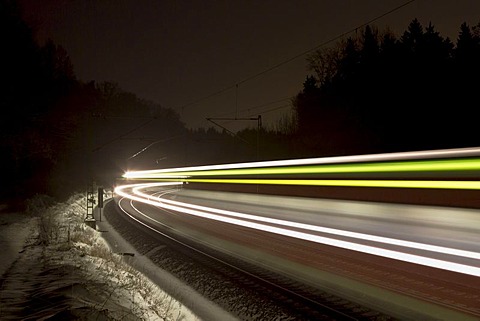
[2,0,480,207]
[0,0,273,206]
[292,19,480,156]
[218,18,480,160]
[1,0,188,206]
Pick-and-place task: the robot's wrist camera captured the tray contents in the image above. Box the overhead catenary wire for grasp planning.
[177,0,416,112]
[92,119,154,152]
[210,97,292,118]
[246,104,292,118]
[100,0,417,140]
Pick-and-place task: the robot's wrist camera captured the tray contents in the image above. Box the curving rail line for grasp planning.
[115,147,480,318]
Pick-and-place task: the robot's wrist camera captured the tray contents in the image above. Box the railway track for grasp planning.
[105,199,396,320]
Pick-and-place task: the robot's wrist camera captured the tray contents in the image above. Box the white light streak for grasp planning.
[123,146,480,178]
[115,183,480,277]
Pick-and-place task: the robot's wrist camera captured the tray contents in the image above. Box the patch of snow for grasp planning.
[0,211,36,277]
[0,193,201,320]
[94,202,238,321]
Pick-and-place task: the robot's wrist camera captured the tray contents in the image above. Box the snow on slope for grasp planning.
[0,193,198,320]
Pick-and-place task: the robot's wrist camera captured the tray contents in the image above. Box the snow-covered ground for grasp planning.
[0,193,203,320]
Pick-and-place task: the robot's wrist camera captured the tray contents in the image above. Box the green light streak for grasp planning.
[142,158,480,178]
[183,179,480,190]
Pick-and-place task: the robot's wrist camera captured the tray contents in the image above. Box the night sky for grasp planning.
[18,0,480,130]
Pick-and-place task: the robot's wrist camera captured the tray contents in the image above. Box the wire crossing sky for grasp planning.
[176,0,417,113]
[20,0,480,129]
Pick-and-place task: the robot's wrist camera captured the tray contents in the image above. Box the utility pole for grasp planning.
[206,116,262,193]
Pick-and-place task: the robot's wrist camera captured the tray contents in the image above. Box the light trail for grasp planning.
[115,182,480,277]
[183,178,480,189]
[125,158,480,179]
[184,178,480,189]
[135,185,480,261]
[123,146,480,179]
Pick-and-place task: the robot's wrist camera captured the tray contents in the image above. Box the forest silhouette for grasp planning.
[1,0,479,206]
[294,19,480,156]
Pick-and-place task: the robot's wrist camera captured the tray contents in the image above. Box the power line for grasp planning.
[236,0,416,86]
[176,0,416,112]
[209,97,292,118]
[106,0,416,137]
[246,104,292,118]
[92,119,154,152]
[126,135,185,160]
